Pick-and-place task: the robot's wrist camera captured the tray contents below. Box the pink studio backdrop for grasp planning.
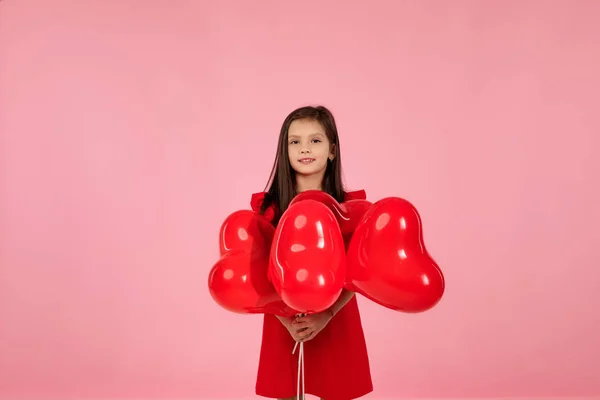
[1,1,599,399]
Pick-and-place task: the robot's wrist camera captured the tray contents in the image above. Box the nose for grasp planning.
[301,147,311,154]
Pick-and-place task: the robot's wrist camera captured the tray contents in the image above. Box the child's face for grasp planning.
[287,118,335,178]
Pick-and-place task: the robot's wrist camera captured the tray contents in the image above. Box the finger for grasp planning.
[293,328,312,340]
[300,328,313,338]
[291,326,308,336]
[295,318,312,327]
[292,320,310,329]
[295,327,311,336]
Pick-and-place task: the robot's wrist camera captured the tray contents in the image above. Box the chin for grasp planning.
[294,166,325,176]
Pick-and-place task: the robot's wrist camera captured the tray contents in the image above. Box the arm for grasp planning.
[327,288,355,318]
[276,288,355,327]
[276,314,292,326]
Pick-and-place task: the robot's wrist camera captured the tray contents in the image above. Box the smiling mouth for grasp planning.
[298,158,315,164]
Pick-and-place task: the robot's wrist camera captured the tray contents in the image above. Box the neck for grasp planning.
[295,173,325,193]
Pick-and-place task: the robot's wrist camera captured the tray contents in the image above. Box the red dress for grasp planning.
[252,190,373,400]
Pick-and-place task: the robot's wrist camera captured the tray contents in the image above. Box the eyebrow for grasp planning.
[288,133,325,139]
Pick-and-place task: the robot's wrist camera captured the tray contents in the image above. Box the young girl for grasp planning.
[251,105,373,400]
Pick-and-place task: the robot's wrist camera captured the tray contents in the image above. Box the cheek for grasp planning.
[316,147,331,158]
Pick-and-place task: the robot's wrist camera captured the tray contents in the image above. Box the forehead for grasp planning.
[288,119,325,138]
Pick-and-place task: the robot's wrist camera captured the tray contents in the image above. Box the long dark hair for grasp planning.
[260,105,346,224]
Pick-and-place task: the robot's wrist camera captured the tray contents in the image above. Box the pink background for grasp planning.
[1,0,599,399]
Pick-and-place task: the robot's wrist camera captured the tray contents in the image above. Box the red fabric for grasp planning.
[252,190,373,400]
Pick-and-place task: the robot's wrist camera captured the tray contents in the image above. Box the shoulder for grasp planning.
[344,189,367,201]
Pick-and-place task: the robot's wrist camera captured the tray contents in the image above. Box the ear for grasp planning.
[329,144,336,161]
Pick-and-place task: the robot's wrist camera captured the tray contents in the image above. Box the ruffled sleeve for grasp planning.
[251,191,275,223]
[344,189,367,201]
[250,191,267,212]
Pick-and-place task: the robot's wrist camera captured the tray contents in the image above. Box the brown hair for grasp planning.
[260,105,346,224]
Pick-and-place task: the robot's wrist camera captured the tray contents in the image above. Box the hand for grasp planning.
[290,310,334,342]
[277,315,311,342]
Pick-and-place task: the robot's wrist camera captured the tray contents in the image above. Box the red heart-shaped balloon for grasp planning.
[289,190,372,239]
[346,197,445,313]
[269,200,346,314]
[340,198,373,244]
[208,210,295,316]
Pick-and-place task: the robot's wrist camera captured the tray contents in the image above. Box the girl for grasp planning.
[251,105,373,400]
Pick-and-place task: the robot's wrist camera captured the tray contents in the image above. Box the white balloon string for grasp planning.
[292,340,305,400]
